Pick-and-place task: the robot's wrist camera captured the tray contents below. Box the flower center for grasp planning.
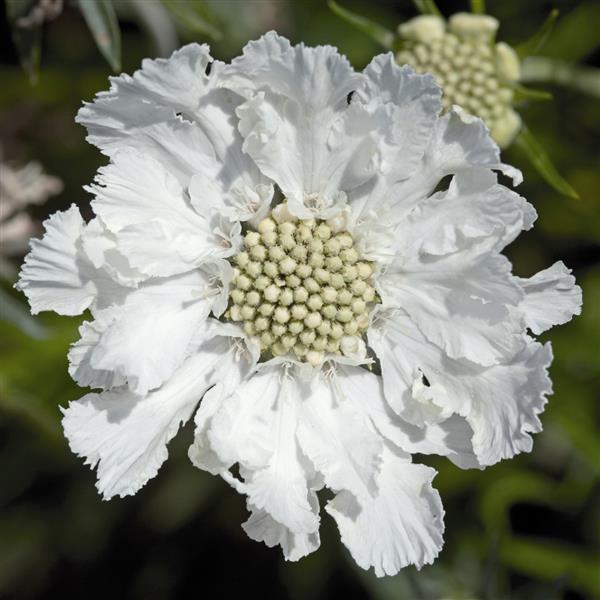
[396,33,513,130]
[224,205,377,367]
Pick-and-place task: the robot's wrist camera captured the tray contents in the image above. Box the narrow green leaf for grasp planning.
[514,125,579,199]
[328,0,394,50]
[161,0,222,41]
[0,288,46,339]
[511,83,553,102]
[500,538,600,597]
[78,0,121,72]
[470,0,486,14]
[540,1,600,62]
[412,0,440,15]
[515,9,559,58]
[5,0,42,83]
[521,57,600,98]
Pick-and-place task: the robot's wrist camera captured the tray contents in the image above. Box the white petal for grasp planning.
[516,261,582,334]
[378,252,525,366]
[77,44,267,197]
[76,44,215,159]
[68,319,127,390]
[16,206,96,315]
[368,312,460,427]
[62,334,238,499]
[120,43,214,114]
[327,446,444,576]
[424,106,522,185]
[465,340,553,465]
[358,55,442,179]
[90,149,237,277]
[332,361,480,469]
[370,309,553,466]
[295,367,383,503]
[87,271,213,395]
[242,505,320,562]
[224,32,376,214]
[360,107,522,225]
[395,170,536,258]
[204,365,319,534]
[188,322,260,474]
[79,217,145,287]
[189,174,273,228]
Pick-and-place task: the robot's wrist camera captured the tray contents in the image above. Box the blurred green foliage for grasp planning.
[0,1,598,599]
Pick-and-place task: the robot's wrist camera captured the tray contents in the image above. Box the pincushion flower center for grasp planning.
[224,205,377,366]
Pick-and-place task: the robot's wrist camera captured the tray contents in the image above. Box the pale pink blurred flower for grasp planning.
[1,154,63,257]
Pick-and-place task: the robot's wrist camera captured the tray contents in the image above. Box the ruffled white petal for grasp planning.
[200,365,319,535]
[16,206,97,315]
[516,261,582,334]
[395,170,536,259]
[242,504,320,562]
[68,319,126,389]
[327,446,444,577]
[196,360,448,570]
[327,361,480,470]
[223,32,378,216]
[79,217,145,287]
[359,107,522,225]
[77,44,269,217]
[82,271,213,395]
[370,309,554,466]
[186,322,259,467]
[372,171,535,367]
[465,340,553,465]
[420,106,523,187]
[295,368,383,503]
[89,149,238,277]
[378,251,524,366]
[76,44,215,158]
[360,56,441,174]
[62,329,244,499]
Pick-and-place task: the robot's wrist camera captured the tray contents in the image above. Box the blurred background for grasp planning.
[0,0,598,598]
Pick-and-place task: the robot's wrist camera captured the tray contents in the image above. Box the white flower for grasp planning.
[17,33,581,576]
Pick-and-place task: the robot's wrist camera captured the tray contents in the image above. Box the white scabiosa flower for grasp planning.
[396,13,522,147]
[17,33,581,576]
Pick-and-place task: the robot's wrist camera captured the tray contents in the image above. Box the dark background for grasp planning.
[1,1,599,598]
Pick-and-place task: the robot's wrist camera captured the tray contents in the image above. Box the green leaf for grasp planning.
[541,1,600,61]
[500,538,600,597]
[511,83,553,102]
[0,287,46,339]
[515,9,559,59]
[479,473,556,532]
[328,0,394,50]
[470,0,486,14]
[521,57,600,98]
[78,0,121,72]
[412,0,440,15]
[5,0,42,83]
[161,0,222,41]
[513,125,579,199]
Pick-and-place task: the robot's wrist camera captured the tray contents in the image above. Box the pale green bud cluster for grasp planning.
[224,206,377,367]
[396,13,522,147]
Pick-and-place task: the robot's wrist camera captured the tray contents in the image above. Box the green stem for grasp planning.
[470,0,486,14]
[412,0,441,16]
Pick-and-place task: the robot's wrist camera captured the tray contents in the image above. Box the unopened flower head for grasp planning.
[396,13,522,147]
[17,33,581,576]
